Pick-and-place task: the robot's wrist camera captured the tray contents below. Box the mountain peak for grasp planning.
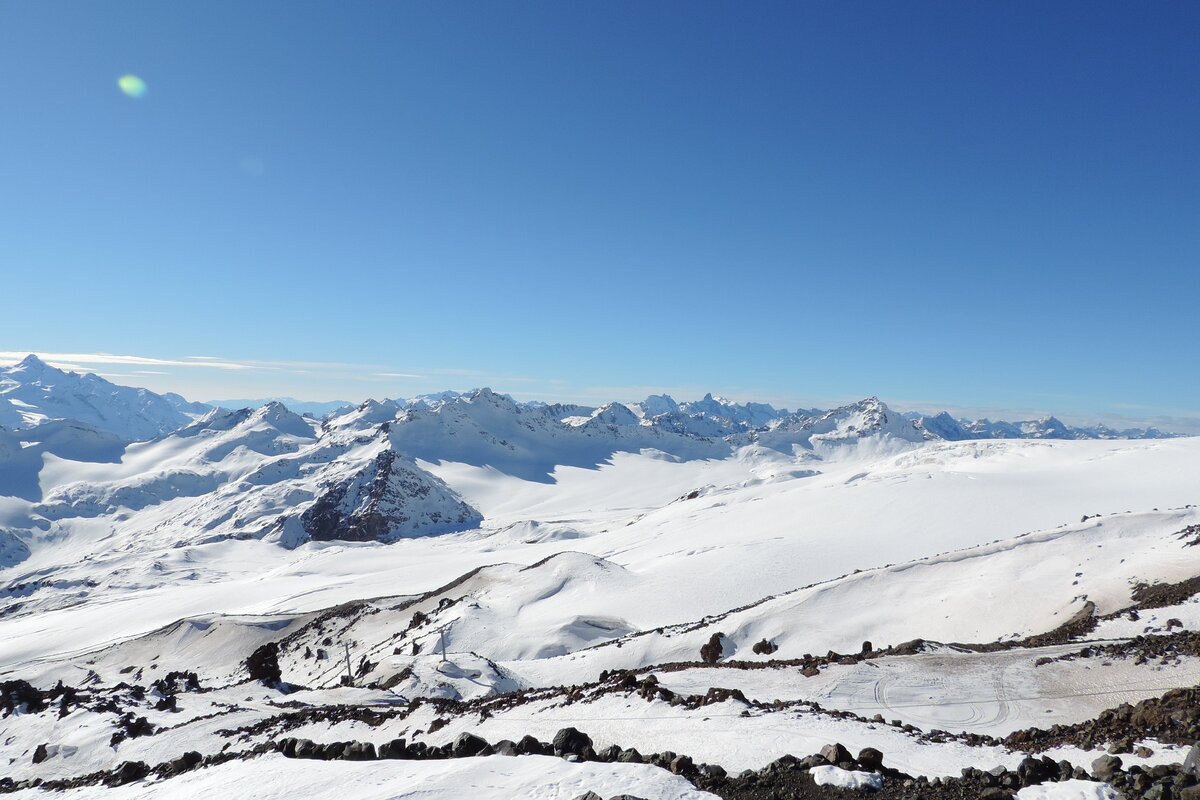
[18,353,48,369]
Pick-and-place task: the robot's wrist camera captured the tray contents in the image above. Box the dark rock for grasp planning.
[516,734,548,756]
[857,747,884,771]
[344,741,377,761]
[617,748,644,764]
[245,642,282,684]
[1185,743,1200,778]
[763,754,800,774]
[452,732,490,758]
[493,740,518,757]
[1017,755,1053,786]
[596,744,621,761]
[700,632,724,664]
[318,741,347,760]
[166,751,202,775]
[1092,754,1123,781]
[1,680,46,715]
[571,793,603,800]
[553,727,593,758]
[378,738,408,759]
[32,744,49,764]
[820,743,853,766]
[752,638,778,655]
[106,761,150,787]
[670,754,696,776]
[1145,782,1170,800]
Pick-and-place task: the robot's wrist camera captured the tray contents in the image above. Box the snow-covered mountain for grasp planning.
[208,396,354,418]
[913,411,1175,441]
[2,363,1199,799]
[0,355,208,440]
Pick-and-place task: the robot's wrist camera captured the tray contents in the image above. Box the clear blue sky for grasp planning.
[1,2,1197,428]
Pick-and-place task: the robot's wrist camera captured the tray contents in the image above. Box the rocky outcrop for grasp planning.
[300,449,481,543]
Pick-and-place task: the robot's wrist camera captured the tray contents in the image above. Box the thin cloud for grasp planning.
[0,351,251,371]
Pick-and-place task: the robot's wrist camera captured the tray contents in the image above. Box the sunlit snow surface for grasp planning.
[1,411,1198,787]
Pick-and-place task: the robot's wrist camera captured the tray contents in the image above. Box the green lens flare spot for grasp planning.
[117,75,147,98]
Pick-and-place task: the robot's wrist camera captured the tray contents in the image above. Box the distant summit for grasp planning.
[0,355,209,441]
[208,396,354,418]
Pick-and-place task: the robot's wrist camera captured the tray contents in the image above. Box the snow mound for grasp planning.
[1017,779,1120,800]
[811,765,884,790]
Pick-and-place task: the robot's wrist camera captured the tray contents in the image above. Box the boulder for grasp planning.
[1185,743,1200,779]
[378,738,407,759]
[596,745,621,761]
[617,748,644,764]
[245,642,282,685]
[344,741,376,761]
[857,747,884,771]
[820,743,853,767]
[700,633,724,664]
[452,732,490,758]
[670,754,696,776]
[752,638,777,655]
[168,751,203,774]
[106,761,150,787]
[553,727,593,758]
[1092,754,1123,781]
[1,680,46,715]
[518,734,549,756]
[1017,755,1053,786]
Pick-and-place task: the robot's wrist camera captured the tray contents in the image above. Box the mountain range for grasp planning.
[0,355,1176,445]
[2,354,1200,799]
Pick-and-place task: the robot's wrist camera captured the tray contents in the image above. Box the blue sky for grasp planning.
[1,2,1197,428]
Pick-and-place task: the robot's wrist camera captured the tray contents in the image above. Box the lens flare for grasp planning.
[117,74,147,99]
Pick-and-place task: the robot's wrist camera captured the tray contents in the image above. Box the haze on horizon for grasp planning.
[1,2,1196,429]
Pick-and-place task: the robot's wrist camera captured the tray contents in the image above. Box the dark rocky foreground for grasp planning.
[271,729,1200,800]
[8,658,1200,798]
[8,716,1198,800]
